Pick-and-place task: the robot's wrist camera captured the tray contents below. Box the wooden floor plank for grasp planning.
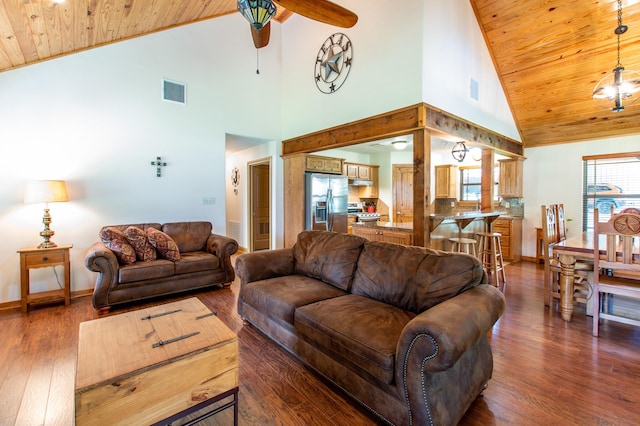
[0,260,639,425]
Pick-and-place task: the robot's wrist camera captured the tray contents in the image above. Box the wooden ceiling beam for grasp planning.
[282,103,522,157]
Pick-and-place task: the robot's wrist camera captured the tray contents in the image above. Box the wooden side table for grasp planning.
[18,244,72,312]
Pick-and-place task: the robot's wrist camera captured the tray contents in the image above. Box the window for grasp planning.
[459,166,499,201]
[582,152,640,230]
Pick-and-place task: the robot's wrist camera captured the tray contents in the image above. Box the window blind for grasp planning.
[582,152,640,230]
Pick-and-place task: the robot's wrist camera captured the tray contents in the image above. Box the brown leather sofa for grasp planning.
[85,221,237,312]
[236,230,505,426]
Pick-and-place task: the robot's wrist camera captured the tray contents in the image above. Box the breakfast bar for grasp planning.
[352,211,508,250]
[429,211,505,238]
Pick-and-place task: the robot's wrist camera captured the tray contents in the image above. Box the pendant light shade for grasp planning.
[592,0,640,112]
[237,0,277,30]
[593,67,640,112]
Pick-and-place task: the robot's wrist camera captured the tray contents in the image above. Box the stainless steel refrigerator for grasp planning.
[305,173,348,233]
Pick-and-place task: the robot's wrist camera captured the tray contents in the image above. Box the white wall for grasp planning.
[280,0,519,143]
[423,0,519,141]
[280,0,425,139]
[0,15,283,304]
[226,138,283,250]
[522,136,640,258]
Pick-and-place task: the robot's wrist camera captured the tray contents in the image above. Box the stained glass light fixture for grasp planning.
[237,0,277,30]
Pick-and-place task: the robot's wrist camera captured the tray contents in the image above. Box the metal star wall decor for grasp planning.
[314,33,353,94]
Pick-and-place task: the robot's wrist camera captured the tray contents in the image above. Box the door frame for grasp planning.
[248,157,272,252]
[392,164,414,223]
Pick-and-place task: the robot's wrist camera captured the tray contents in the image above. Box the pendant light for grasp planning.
[391,140,408,150]
[592,0,640,112]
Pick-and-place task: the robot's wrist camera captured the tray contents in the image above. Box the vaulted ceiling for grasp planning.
[2,1,640,148]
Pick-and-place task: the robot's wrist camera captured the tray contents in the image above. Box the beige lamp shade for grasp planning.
[24,180,69,204]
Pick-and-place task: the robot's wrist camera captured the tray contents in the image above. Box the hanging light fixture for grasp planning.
[592,0,640,112]
[237,0,277,30]
[451,142,468,162]
[470,147,483,161]
[391,140,408,150]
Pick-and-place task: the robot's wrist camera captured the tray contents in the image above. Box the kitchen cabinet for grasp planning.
[359,166,379,198]
[351,226,412,245]
[498,158,524,197]
[344,162,379,198]
[435,165,458,199]
[492,217,522,262]
[344,163,371,179]
[347,215,357,234]
[306,155,344,174]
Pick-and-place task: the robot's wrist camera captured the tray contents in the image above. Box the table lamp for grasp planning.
[24,180,69,248]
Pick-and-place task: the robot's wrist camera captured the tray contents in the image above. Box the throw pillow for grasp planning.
[146,227,181,261]
[124,226,157,262]
[99,227,137,264]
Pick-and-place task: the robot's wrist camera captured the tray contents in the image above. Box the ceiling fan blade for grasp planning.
[274,0,357,28]
[251,21,271,49]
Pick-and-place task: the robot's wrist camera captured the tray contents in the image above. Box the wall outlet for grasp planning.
[505,201,510,208]
[202,197,216,205]
[450,201,455,207]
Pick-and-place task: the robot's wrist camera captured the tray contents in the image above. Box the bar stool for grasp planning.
[448,237,478,256]
[476,232,506,292]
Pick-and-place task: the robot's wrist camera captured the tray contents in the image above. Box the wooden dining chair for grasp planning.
[554,203,567,243]
[592,208,640,337]
[621,207,640,215]
[541,205,592,308]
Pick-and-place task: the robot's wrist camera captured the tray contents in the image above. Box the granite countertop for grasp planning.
[428,211,507,220]
[352,212,519,233]
[428,211,517,231]
[351,221,413,232]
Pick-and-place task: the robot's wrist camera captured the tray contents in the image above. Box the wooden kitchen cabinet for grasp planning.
[352,226,412,245]
[492,217,522,262]
[344,162,379,198]
[306,155,344,174]
[359,166,379,198]
[344,163,371,179]
[351,226,379,240]
[435,165,458,199]
[498,158,524,197]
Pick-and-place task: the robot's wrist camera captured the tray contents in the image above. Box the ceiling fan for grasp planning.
[238,0,358,49]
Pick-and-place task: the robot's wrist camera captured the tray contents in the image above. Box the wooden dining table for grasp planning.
[553,231,640,321]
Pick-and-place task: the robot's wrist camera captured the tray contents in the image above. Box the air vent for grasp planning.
[470,78,479,101]
[162,79,186,105]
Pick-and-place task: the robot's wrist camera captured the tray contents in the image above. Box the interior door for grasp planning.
[250,162,270,251]
[393,164,414,223]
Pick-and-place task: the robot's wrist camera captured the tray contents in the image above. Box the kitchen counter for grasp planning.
[428,211,507,229]
[351,212,517,250]
[352,221,413,232]
[350,221,413,245]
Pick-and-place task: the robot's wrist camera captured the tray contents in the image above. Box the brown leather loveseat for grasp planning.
[236,230,505,426]
[85,221,237,312]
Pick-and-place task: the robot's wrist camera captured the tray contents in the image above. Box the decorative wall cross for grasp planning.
[150,156,167,177]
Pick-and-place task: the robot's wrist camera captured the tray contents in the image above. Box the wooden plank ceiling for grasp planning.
[1,1,640,148]
[471,0,640,147]
[0,0,290,71]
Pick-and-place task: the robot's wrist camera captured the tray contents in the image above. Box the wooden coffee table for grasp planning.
[75,297,238,425]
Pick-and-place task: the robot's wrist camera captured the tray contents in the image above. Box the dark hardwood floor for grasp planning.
[1,260,639,425]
